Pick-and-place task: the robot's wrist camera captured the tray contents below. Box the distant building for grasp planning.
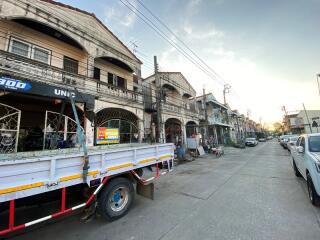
[283,112,304,134]
[296,110,320,134]
[196,93,231,145]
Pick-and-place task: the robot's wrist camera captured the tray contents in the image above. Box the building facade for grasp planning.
[143,72,199,144]
[0,0,144,153]
[296,110,320,134]
[283,112,304,134]
[197,93,232,145]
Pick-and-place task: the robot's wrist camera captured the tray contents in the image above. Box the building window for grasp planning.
[108,72,115,85]
[117,76,126,88]
[107,72,126,89]
[9,38,51,64]
[10,39,31,58]
[33,47,50,64]
[94,67,101,80]
[63,56,78,74]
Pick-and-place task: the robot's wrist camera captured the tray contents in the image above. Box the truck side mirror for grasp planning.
[297,146,304,153]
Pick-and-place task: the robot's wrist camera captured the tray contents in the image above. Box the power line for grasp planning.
[119,0,226,86]
[135,0,226,83]
[130,0,245,102]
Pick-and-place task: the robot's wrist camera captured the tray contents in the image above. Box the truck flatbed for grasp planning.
[0,143,174,203]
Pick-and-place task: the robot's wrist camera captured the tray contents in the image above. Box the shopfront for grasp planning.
[0,76,94,153]
[95,108,139,145]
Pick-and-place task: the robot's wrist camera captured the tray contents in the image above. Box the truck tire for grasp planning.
[292,159,302,177]
[97,177,134,221]
[307,173,320,206]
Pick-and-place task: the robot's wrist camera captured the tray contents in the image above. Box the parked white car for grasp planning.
[245,138,258,146]
[286,136,299,152]
[291,134,320,206]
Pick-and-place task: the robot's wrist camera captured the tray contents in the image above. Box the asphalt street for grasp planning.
[12,140,320,240]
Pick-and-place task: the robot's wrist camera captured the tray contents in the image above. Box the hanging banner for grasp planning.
[96,128,119,144]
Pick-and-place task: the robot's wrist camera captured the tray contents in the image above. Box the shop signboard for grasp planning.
[0,76,94,109]
[96,128,120,144]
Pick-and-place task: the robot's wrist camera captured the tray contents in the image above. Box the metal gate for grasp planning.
[0,103,21,153]
[43,111,83,150]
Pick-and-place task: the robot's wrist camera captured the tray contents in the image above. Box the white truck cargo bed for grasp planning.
[0,143,174,203]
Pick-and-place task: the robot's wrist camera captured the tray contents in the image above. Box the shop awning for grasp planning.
[0,76,95,110]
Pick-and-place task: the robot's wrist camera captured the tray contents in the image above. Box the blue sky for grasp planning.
[60,0,320,123]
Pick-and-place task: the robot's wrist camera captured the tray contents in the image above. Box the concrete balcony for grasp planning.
[208,116,231,126]
[0,50,143,104]
[162,102,199,119]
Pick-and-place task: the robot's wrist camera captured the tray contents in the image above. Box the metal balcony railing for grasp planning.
[0,50,143,104]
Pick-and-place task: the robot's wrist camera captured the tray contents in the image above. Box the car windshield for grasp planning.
[289,137,298,142]
[309,136,320,152]
[246,138,255,141]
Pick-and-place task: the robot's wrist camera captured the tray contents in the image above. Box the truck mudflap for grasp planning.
[132,158,174,200]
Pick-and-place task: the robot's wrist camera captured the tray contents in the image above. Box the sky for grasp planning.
[59,0,320,124]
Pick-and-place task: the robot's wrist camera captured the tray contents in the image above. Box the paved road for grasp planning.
[14,141,320,240]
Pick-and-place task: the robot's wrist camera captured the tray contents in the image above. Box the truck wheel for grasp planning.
[307,173,320,206]
[97,177,134,221]
[292,159,301,177]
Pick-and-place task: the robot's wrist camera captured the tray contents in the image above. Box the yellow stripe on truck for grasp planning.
[59,170,100,182]
[107,163,134,171]
[139,157,157,164]
[0,182,45,195]
[159,154,173,160]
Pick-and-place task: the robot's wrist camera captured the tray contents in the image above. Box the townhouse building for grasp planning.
[0,0,252,154]
[143,72,199,144]
[296,110,320,134]
[283,112,304,134]
[228,110,246,143]
[196,93,231,145]
[0,0,144,153]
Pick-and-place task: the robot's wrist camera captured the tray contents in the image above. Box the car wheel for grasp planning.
[292,159,301,177]
[307,173,320,206]
[97,177,135,221]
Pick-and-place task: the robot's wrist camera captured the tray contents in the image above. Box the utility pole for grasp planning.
[246,109,251,138]
[282,105,288,134]
[203,88,208,141]
[317,74,320,96]
[223,84,231,105]
[154,56,163,143]
[303,103,313,133]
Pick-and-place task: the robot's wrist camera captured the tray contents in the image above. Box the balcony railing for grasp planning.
[161,102,199,118]
[0,50,143,104]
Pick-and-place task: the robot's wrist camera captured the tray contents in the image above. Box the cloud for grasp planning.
[183,26,224,40]
[104,0,138,29]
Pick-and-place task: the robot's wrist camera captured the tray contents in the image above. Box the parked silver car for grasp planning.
[280,134,293,148]
[286,136,299,152]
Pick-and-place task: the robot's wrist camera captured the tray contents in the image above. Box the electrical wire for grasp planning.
[135,0,226,83]
[119,0,226,86]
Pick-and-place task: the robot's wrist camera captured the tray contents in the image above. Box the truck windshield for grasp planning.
[309,136,320,152]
